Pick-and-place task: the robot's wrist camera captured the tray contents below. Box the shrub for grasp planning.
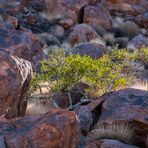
[29,48,145,99]
[136,48,148,64]
[30,49,95,94]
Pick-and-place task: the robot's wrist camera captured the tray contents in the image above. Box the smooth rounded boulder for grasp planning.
[68,24,103,47]
[73,43,106,59]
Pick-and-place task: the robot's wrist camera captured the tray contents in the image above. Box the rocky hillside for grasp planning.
[0,0,148,148]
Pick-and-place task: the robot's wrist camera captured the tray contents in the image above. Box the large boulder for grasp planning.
[0,51,32,118]
[83,88,148,148]
[68,24,103,47]
[104,0,148,17]
[127,34,148,50]
[99,88,148,122]
[72,43,106,59]
[0,109,80,148]
[0,23,44,70]
[83,5,112,30]
[43,0,90,23]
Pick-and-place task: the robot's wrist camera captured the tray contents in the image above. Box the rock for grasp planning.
[135,12,148,28]
[85,139,140,148]
[25,13,38,26]
[127,34,148,50]
[52,92,70,108]
[83,5,112,30]
[0,109,80,148]
[72,43,106,59]
[6,16,19,29]
[74,105,93,133]
[50,25,65,38]
[142,12,148,28]
[0,23,44,70]
[0,51,32,118]
[104,0,148,17]
[37,33,61,46]
[59,18,74,29]
[91,26,106,37]
[44,0,90,23]
[68,24,103,47]
[120,21,140,39]
[30,0,47,12]
[99,88,148,122]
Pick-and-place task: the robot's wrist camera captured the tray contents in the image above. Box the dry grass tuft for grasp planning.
[87,120,136,144]
[25,100,53,115]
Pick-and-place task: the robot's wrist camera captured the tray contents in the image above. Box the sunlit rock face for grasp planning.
[0,51,32,118]
[0,109,80,148]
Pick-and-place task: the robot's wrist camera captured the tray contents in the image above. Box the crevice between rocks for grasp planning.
[4,136,8,148]
[90,100,105,131]
[77,5,86,24]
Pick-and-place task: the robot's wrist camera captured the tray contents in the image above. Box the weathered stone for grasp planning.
[0,23,44,70]
[104,0,148,17]
[86,139,140,148]
[59,18,74,29]
[68,24,103,47]
[119,21,140,39]
[50,25,65,38]
[99,89,148,122]
[127,34,148,50]
[0,109,80,148]
[135,12,148,28]
[74,105,93,133]
[72,43,106,59]
[44,0,90,23]
[0,51,32,118]
[83,5,112,30]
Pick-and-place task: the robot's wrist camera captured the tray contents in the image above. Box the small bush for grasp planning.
[29,48,148,98]
[136,48,148,64]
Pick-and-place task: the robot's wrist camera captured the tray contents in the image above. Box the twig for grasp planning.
[68,91,73,107]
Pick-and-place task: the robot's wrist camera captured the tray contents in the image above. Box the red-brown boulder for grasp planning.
[0,23,44,70]
[68,24,103,47]
[104,0,148,17]
[83,5,112,30]
[0,51,32,118]
[0,109,80,148]
[44,0,90,23]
